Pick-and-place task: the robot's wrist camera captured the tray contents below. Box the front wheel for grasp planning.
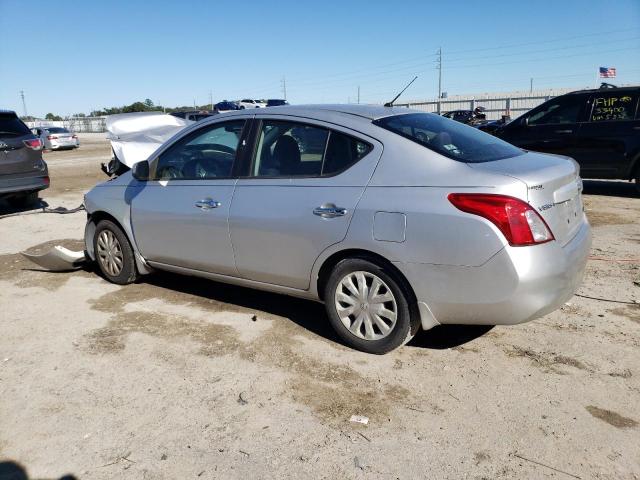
[324,258,419,354]
[93,220,139,285]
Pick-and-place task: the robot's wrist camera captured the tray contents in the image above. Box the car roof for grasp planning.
[565,85,639,95]
[221,104,416,121]
[0,109,17,115]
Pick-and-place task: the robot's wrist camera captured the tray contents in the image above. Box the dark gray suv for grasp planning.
[0,110,49,207]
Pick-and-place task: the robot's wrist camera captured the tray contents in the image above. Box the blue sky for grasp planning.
[1,0,639,117]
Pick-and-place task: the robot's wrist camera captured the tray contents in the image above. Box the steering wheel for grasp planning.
[157,165,182,179]
[206,143,236,155]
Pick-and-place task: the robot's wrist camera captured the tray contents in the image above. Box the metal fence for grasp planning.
[26,117,107,133]
[396,87,581,120]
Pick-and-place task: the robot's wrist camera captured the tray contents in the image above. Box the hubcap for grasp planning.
[96,230,124,277]
[334,271,398,341]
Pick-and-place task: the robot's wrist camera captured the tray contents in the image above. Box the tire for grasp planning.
[324,258,420,354]
[7,191,38,208]
[93,219,138,285]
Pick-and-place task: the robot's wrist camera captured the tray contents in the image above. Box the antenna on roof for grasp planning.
[384,76,418,107]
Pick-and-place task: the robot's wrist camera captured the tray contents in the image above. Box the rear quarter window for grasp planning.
[374,112,523,163]
[0,114,31,137]
[589,92,638,122]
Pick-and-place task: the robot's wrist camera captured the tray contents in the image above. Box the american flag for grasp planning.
[599,67,616,78]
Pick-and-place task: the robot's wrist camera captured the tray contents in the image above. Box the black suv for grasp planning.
[0,110,49,207]
[494,85,640,189]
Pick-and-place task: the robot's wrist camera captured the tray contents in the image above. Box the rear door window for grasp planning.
[252,121,328,177]
[589,92,638,122]
[526,95,585,125]
[0,114,31,137]
[250,120,371,177]
[322,131,371,175]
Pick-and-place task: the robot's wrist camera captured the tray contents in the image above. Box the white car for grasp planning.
[238,99,265,109]
[33,127,79,150]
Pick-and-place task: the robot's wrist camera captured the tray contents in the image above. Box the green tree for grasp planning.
[45,113,62,121]
[143,98,154,108]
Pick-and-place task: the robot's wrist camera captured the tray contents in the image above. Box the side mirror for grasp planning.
[132,161,149,181]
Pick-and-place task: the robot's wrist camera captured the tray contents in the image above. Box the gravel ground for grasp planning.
[0,134,638,480]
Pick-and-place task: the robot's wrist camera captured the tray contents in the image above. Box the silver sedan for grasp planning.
[83,105,591,354]
[34,127,79,150]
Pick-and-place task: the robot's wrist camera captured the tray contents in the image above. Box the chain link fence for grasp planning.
[395,87,581,120]
[26,117,107,133]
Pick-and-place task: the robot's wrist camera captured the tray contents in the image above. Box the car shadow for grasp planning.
[0,197,48,216]
[408,324,493,349]
[0,460,76,480]
[582,179,638,198]
[142,271,492,351]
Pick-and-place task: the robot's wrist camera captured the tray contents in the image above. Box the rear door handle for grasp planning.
[195,198,222,210]
[313,204,347,218]
[554,129,573,134]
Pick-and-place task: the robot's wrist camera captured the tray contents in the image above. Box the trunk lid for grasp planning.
[0,134,41,175]
[469,151,584,245]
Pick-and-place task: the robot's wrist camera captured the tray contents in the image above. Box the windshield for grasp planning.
[374,112,523,163]
[47,127,69,133]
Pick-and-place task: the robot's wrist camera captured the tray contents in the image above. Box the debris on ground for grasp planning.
[349,415,369,425]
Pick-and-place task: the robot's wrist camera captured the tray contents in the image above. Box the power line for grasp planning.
[445,35,640,64]
[445,26,639,56]
[245,27,638,94]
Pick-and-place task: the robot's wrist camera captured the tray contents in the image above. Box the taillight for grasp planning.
[44,176,50,185]
[23,138,43,150]
[448,193,554,246]
[47,135,58,140]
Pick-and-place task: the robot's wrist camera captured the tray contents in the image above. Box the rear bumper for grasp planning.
[0,173,49,196]
[396,218,592,328]
[49,143,77,150]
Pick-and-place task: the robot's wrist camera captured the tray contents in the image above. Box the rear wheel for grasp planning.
[324,258,419,354]
[93,220,138,285]
[7,191,38,208]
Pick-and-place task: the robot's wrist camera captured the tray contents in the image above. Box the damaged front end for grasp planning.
[101,111,192,178]
[22,112,191,271]
[22,246,86,271]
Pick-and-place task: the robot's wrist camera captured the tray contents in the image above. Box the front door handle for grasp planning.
[554,129,573,134]
[313,204,347,218]
[195,198,222,210]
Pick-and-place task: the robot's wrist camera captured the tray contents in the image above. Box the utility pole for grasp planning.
[530,78,533,93]
[436,48,442,114]
[281,76,287,100]
[19,90,27,117]
[209,90,213,112]
[357,85,360,104]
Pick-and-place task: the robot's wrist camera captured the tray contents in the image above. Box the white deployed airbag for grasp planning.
[106,112,192,167]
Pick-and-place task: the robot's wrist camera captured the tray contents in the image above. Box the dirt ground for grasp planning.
[1,134,639,480]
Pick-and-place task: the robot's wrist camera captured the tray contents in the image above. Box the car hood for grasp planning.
[106,112,193,167]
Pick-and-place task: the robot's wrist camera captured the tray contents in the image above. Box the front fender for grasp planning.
[83,179,152,275]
